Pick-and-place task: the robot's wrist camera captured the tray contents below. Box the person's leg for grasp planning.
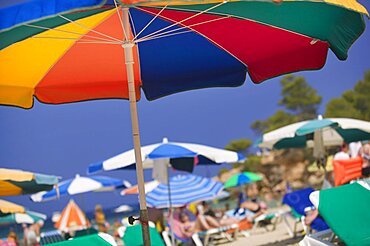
[304,209,319,226]
[196,215,211,231]
[219,217,239,226]
[204,215,221,227]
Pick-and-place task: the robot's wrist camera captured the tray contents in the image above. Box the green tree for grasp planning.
[225,139,252,156]
[251,110,296,134]
[325,70,370,120]
[251,75,322,134]
[279,75,322,120]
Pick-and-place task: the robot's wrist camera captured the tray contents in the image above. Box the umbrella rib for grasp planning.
[136,29,194,43]
[112,0,128,41]
[25,23,120,43]
[136,1,226,42]
[128,10,138,38]
[57,14,123,43]
[32,36,121,44]
[133,5,168,40]
[135,15,230,43]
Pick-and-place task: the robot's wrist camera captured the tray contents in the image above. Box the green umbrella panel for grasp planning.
[315,180,370,246]
[122,224,165,246]
[46,233,116,246]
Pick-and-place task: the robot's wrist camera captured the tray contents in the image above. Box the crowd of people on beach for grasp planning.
[1,141,369,246]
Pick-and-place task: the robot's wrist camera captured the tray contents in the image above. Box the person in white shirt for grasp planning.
[334,143,350,160]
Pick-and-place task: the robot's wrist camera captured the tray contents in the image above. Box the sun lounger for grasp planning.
[299,179,370,246]
[197,224,239,245]
[162,214,238,246]
[39,230,65,245]
[282,188,329,237]
[224,208,283,238]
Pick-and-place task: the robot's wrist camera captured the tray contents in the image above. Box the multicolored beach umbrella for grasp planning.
[224,172,262,189]
[31,174,131,202]
[146,174,223,208]
[0,1,368,108]
[257,117,370,150]
[88,138,244,174]
[0,168,59,196]
[0,210,47,225]
[1,0,368,244]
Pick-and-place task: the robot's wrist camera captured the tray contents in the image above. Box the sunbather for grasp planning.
[236,183,267,220]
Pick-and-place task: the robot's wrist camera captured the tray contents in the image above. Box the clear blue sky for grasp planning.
[1,1,369,215]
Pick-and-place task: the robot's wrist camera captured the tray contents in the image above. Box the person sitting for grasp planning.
[178,212,197,238]
[361,142,370,177]
[1,230,18,246]
[334,143,350,160]
[237,183,267,220]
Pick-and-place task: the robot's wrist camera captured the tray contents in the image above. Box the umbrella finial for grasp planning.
[163,138,169,143]
[318,115,323,120]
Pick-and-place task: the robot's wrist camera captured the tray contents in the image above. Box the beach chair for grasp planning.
[223,208,283,238]
[39,230,65,245]
[282,188,329,237]
[162,214,239,246]
[333,156,363,186]
[73,227,98,238]
[299,179,370,246]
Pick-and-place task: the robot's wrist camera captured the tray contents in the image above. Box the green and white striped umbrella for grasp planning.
[0,210,46,224]
[258,117,370,158]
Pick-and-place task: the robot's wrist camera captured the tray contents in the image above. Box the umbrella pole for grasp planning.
[122,8,151,246]
[167,170,176,246]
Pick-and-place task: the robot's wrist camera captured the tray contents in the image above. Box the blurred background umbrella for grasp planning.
[224,172,263,189]
[0,210,46,225]
[258,117,370,150]
[146,174,223,245]
[121,180,159,195]
[54,199,90,233]
[146,174,223,209]
[89,137,245,174]
[0,199,25,216]
[257,116,370,175]
[31,174,131,202]
[0,168,59,196]
[113,205,133,213]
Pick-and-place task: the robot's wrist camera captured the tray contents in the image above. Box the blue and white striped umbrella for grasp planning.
[146,174,223,208]
[88,138,245,174]
[31,174,131,202]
